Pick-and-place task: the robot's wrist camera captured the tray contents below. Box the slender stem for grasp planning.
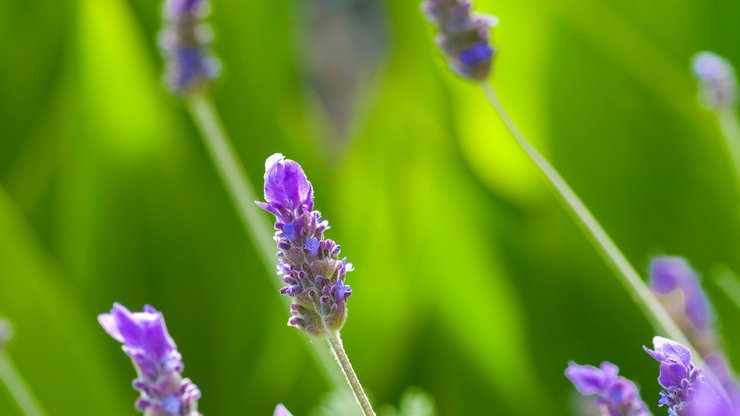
[185,95,352,401]
[326,332,375,416]
[481,82,730,401]
[717,109,740,200]
[0,352,47,416]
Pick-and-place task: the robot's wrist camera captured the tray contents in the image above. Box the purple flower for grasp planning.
[422,0,498,81]
[565,361,651,416]
[650,257,711,330]
[692,51,737,111]
[159,0,219,94]
[274,404,293,416]
[256,154,353,336]
[644,336,707,415]
[99,303,201,415]
[650,257,740,398]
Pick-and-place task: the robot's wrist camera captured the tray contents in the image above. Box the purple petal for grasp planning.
[274,404,293,416]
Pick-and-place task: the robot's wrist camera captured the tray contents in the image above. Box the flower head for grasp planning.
[692,51,737,111]
[99,303,201,415]
[422,0,497,81]
[159,0,219,94]
[565,361,650,416]
[644,336,705,414]
[651,257,712,330]
[257,154,353,336]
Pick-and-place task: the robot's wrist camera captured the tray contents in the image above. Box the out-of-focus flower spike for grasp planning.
[159,0,220,95]
[422,0,497,81]
[692,52,737,112]
[274,404,293,416]
[256,154,353,336]
[99,303,202,416]
[650,257,740,397]
[650,257,713,338]
[565,361,652,416]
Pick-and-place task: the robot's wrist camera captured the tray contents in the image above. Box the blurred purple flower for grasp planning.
[650,257,711,330]
[650,257,740,398]
[565,361,651,416]
[159,0,219,94]
[99,303,201,415]
[422,0,497,81]
[692,51,737,111]
[274,404,293,416]
[257,154,353,335]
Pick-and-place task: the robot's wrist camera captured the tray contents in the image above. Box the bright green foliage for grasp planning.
[0,0,738,414]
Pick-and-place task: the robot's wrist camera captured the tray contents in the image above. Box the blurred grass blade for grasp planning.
[0,352,47,416]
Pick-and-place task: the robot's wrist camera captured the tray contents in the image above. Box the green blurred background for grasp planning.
[0,0,739,414]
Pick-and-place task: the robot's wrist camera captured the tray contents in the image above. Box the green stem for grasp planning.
[326,332,375,416]
[0,352,47,416]
[481,82,730,401]
[718,109,740,199]
[185,95,353,404]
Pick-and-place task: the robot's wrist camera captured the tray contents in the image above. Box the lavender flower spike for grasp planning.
[422,0,498,81]
[644,336,710,415]
[99,303,201,416]
[159,0,220,94]
[256,154,353,336]
[692,52,737,111]
[565,361,651,416]
[650,257,712,340]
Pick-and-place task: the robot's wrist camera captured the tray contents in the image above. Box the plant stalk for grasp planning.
[481,82,729,401]
[0,352,47,416]
[186,95,354,405]
[326,332,375,416]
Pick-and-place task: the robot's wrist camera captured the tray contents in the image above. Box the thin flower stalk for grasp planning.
[257,154,375,416]
[0,320,47,416]
[421,0,728,400]
[691,52,740,203]
[155,0,352,399]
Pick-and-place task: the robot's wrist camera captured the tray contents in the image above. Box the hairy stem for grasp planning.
[0,352,47,416]
[185,95,354,405]
[481,82,729,401]
[326,332,375,416]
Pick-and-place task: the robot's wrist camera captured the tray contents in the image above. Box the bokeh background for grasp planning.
[1,0,739,414]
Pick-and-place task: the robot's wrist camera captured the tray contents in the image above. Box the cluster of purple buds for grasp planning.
[257,154,353,336]
[691,52,737,112]
[565,361,651,416]
[567,336,739,415]
[650,257,739,397]
[159,0,220,94]
[99,303,202,416]
[422,0,498,81]
[644,336,706,415]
